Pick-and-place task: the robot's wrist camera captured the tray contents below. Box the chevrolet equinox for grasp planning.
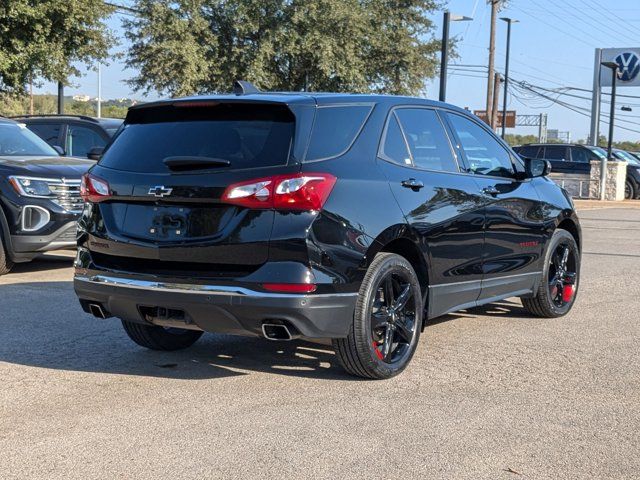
[74,83,581,379]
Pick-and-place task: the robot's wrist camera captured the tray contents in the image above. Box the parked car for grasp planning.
[513,143,640,199]
[11,115,123,160]
[74,84,581,379]
[0,118,94,275]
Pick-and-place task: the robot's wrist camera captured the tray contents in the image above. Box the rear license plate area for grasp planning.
[122,205,227,241]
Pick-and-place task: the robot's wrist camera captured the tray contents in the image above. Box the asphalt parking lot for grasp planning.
[1,207,639,480]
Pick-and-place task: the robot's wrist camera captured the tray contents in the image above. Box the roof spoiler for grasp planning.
[233,80,260,95]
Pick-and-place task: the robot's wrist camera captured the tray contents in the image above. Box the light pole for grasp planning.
[601,61,619,201]
[439,12,473,102]
[97,63,102,118]
[57,81,64,114]
[499,17,518,139]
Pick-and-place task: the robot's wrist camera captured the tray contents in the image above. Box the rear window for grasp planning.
[99,103,295,173]
[305,105,372,161]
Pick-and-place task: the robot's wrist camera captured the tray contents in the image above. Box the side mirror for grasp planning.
[52,145,65,156]
[524,157,551,178]
[87,146,104,161]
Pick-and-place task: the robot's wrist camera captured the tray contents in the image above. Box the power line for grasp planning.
[510,80,640,135]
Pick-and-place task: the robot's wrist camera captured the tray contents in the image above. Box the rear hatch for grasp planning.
[85,99,313,278]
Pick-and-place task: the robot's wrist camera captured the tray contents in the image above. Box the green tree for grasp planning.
[123,0,442,97]
[504,134,539,146]
[0,0,115,93]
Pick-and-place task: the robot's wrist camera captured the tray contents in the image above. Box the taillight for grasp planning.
[222,173,336,211]
[80,173,111,203]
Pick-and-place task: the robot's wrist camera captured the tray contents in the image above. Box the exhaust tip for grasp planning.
[262,323,293,341]
[88,303,107,319]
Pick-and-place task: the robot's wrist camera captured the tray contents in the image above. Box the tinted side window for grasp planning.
[395,109,458,172]
[570,147,592,163]
[27,123,61,146]
[380,114,411,166]
[447,113,514,178]
[67,125,105,157]
[305,105,372,161]
[543,146,567,160]
[518,146,541,158]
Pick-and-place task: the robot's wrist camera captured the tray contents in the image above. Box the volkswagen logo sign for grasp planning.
[614,52,640,82]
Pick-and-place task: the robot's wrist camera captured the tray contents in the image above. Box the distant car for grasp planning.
[10,115,122,160]
[513,143,640,199]
[0,118,94,275]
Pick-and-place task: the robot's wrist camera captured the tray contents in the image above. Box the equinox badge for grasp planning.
[148,186,173,198]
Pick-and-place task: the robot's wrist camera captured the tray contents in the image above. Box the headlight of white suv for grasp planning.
[8,176,54,197]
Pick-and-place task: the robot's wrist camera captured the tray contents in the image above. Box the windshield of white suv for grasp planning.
[0,123,59,156]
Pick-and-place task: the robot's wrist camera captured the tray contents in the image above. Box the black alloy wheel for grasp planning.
[370,273,418,365]
[521,229,580,318]
[333,252,423,379]
[547,242,578,309]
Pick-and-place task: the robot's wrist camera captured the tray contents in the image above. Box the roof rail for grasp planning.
[233,80,260,95]
[9,114,100,123]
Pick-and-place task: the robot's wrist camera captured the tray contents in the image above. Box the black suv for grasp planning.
[74,86,581,379]
[513,143,640,199]
[11,115,123,159]
[0,118,94,274]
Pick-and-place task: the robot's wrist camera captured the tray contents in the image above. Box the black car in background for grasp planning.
[0,118,94,275]
[513,143,640,199]
[11,115,123,159]
[74,86,581,379]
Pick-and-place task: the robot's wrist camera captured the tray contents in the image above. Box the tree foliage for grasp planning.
[0,0,115,93]
[0,94,129,118]
[124,0,442,97]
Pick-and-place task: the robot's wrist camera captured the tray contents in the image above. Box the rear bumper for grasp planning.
[74,273,357,338]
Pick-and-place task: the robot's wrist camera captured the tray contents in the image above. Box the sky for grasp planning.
[34,0,640,142]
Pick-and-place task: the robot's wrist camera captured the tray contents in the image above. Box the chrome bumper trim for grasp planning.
[74,274,358,299]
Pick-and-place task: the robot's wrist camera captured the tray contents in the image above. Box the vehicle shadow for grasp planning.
[0,280,359,381]
[8,253,75,274]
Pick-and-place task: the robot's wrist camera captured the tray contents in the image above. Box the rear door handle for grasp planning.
[401,178,424,191]
[482,185,500,196]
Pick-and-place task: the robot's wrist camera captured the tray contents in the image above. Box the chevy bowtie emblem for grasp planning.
[148,186,173,198]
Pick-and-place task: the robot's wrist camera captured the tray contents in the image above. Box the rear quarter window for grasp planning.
[304,105,373,161]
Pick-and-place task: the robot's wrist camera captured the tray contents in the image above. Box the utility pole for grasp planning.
[491,72,501,130]
[500,17,517,139]
[486,0,500,125]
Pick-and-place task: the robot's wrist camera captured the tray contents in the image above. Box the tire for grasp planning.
[121,320,203,351]
[625,179,635,200]
[521,229,580,318]
[332,252,423,380]
[0,233,13,276]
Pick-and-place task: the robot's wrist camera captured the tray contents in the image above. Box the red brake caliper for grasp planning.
[562,285,575,303]
[562,272,577,303]
[373,342,384,360]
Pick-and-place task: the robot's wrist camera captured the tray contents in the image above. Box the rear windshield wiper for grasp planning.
[162,156,231,170]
